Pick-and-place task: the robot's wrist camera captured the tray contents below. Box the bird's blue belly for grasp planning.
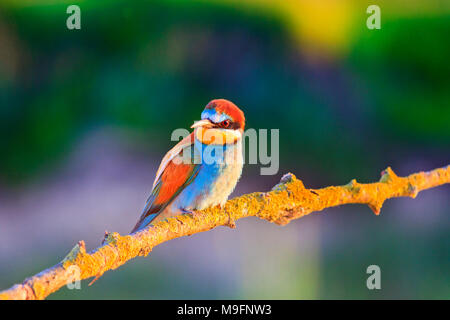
[167,142,243,213]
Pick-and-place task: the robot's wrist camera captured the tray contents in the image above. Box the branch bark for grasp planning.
[1,165,449,300]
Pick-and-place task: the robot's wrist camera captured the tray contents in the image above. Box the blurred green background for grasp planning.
[0,0,449,299]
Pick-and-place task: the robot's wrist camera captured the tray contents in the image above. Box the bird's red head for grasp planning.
[204,99,245,132]
[191,99,245,145]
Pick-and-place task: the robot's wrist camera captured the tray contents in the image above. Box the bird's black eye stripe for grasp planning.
[212,120,241,129]
[230,122,241,130]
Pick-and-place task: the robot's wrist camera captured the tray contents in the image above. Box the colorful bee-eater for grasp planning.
[131,99,245,233]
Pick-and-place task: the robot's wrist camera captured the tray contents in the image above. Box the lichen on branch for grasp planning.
[1,165,449,300]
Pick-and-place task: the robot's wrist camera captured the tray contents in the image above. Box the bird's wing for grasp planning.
[131,132,200,233]
[152,132,195,188]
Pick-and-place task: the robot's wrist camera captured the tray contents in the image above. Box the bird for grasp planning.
[131,99,245,233]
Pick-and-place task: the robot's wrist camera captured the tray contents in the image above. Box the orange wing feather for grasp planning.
[154,157,197,205]
[131,132,199,232]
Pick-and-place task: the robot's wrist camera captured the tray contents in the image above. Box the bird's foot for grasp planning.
[182,208,202,219]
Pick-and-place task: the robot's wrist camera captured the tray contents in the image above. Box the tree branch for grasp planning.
[1,165,449,300]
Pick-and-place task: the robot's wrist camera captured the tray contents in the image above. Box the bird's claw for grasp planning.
[182,208,201,219]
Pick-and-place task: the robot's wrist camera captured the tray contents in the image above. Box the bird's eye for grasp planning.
[221,120,231,128]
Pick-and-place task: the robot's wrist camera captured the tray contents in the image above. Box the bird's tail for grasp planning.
[130,213,158,234]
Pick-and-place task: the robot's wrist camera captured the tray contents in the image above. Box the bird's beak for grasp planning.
[191,119,213,129]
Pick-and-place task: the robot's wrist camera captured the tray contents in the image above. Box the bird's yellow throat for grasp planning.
[195,127,241,145]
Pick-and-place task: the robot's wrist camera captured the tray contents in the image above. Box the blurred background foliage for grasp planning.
[0,0,449,299]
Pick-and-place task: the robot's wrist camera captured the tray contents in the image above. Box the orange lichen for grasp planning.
[1,165,449,300]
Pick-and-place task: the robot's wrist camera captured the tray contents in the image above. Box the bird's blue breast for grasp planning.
[169,140,243,211]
